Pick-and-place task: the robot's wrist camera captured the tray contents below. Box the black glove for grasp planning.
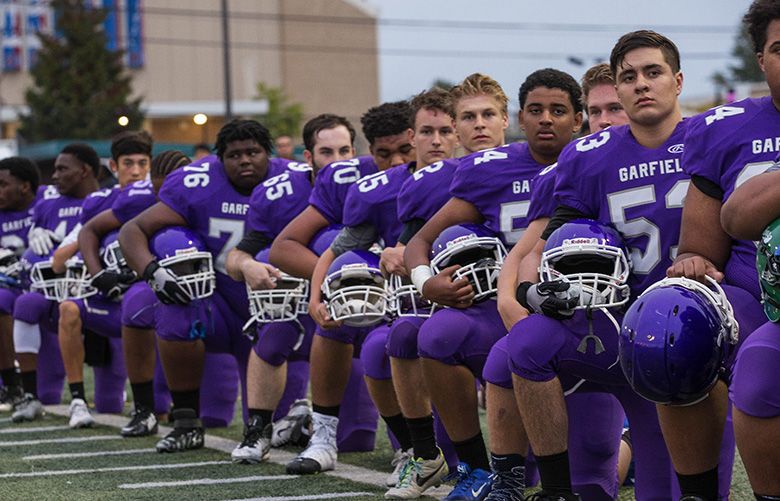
[142,261,191,305]
[516,280,579,320]
[90,269,125,299]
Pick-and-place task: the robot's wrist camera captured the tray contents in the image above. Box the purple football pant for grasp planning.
[387,315,427,360]
[13,292,64,403]
[0,286,20,315]
[121,282,156,329]
[731,320,780,418]
[252,316,315,366]
[361,324,392,380]
[418,300,506,378]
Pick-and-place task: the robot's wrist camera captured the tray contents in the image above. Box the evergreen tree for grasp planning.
[712,25,764,90]
[255,82,304,139]
[19,0,144,142]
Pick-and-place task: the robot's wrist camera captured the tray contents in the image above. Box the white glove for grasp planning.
[28,227,61,256]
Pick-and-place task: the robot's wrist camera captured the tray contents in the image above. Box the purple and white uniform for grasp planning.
[0,189,41,314]
[681,97,780,419]
[420,143,544,374]
[309,156,377,225]
[397,159,459,225]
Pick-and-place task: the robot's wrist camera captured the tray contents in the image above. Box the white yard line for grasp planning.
[0,435,121,447]
[24,448,152,461]
[0,425,70,434]
[224,493,373,501]
[0,460,232,478]
[119,474,297,489]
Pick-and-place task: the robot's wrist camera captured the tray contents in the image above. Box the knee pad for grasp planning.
[13,320,41,354]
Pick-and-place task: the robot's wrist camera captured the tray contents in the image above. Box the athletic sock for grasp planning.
[20,370,37,397]
[0,367,19,388]
[406,414,438,460]
[382,413,413,451]
[68,382,86,403]
[170,389,200,418]
[536,450,573,494]
[248,408,274,429]
[677,467,718,500]
[491,451,525,475]
[130,380,154,411]
[452,432,490,471]
[312,403,340,417]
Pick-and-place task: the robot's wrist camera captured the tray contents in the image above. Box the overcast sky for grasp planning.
[360,0,755,108]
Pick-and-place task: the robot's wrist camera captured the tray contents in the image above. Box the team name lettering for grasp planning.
[618,158,682,182]
[512,180,531,194]
[752,137,780,155]
[58,207,82,217]
[128,188,152,197]
[2,217,32,232]
[221,202,248,215]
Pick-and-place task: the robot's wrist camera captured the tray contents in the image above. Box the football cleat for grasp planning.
[0,384,24,412]
[524,492,581,501]
[485,466,525,501]
[386,448,413,488]
[285,412,338,474]
[385,449,449,499]
[271,398,312,448]
[155,408,205,453]
[232,416,272,464]
[444,462,493,501]
[68,398,95,429]
[11,393,43,422]
[120,406,158,437]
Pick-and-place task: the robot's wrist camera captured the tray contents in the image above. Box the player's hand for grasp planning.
[497,296,530,331]
[380,247,407,277]
[28,227,61,256]
[90,269,125,300]
[422,265,474,308]
[143,261,190,305]
[516,280,579,320]
[308,299,342,330]
[243,260,282,291]
[666,254,724,283]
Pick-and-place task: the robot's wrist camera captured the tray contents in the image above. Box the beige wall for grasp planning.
[0,0,379,147]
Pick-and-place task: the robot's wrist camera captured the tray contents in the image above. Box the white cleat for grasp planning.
[11,393,43,422]
[285,412,338,474]
[387,448,413,487]
[68,398,95,429]
[385,449,449,499]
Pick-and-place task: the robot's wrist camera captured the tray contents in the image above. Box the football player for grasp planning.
[225,113,357,463]
[56,131,152,428]
[12,144,100,422]
[668,2,780,499]
[404,68,583,500]
[272,102,415,475]
[120,119,281,452]
[0,157,41,410]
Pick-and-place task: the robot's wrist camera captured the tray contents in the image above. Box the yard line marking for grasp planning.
[0,435,121,447]
[24,448,152,461]
[0,460,232,478]
[119,475,297,489]
[224,493,374,501]
[0,425,70,434]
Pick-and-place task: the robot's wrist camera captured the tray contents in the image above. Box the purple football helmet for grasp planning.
[430,224,506,302]
[389,274,434,318]
[20,248,63,300]
[149,226,215,301]
[62,251,97,300]
[245,247,309,325]
[322,249,388,327]
[619,276,739,406]
[540,219,630,309]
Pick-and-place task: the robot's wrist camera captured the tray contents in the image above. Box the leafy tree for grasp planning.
[254,82,304,139]
[19,0,144,142]
[431,78,456,91]
[712,25,764,89]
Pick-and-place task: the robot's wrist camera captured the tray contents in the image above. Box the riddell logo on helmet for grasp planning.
[174,247,198,256]
[447,234,477,247]
[562,237,604,246]
[341,263,368,270]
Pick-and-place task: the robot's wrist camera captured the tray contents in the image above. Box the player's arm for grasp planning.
[80,209,121,276]
[404,197,481,308]
[226,232,280,291]
[51,241,79,274]
[496,217,548,330]
[268,205,329,279]
[667,180,729,283]
[722,169,780,240]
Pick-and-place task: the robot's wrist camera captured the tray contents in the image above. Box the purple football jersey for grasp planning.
[309,156,378,225]
[247,169,312,239]
[342,164,412,247]
[554,121,689,296]
[682,96,780,300]
[527,162,560,222]
[80,186,119,224]
[397,159,460,223]
[111,180,156,224]
[270,157,311,173]
[31,185,87,240]
[0,187,42,253]
[450,143,545,246]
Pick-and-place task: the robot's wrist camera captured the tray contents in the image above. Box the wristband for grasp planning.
[411,265,434,296]
[142,260,160,282]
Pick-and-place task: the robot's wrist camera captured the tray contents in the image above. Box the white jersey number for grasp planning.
[500,201,530,245]
[183,162,210,189]
[208,217,244,275]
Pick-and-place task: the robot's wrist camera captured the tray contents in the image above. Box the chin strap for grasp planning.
[577,307,606,355]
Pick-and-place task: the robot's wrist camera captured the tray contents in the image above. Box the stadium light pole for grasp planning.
[221,0,233,122]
